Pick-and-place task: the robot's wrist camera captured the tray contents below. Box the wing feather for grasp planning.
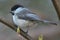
[16,8,42,21]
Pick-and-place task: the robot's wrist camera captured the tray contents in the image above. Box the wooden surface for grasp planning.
[52,0,60,20]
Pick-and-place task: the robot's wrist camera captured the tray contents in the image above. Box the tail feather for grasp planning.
[42,20,57,25]
[48,22,57,25]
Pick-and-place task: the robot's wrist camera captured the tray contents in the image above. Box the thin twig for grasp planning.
[0,17,33,40]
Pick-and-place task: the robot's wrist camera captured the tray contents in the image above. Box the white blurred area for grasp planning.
[0,0,60,40]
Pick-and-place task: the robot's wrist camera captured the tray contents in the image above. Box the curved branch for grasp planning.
[0,17,33,40]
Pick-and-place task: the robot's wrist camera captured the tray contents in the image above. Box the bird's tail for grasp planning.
[41,20,57,25]
[48,22,57,25]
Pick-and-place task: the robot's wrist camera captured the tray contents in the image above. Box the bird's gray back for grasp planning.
[16,8,41,21]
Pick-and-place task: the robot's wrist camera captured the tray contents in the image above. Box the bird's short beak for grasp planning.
[10,11,14,15]
[10,11,14,13]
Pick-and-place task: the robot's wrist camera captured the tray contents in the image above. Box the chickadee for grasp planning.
[10,4,57,33]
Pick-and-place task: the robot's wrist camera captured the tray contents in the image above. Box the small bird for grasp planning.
[10,4,57,33]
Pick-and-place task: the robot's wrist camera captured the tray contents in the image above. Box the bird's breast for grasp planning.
[13,16,29,27]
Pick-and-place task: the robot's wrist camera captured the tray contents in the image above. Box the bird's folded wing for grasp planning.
[16,8,42,21]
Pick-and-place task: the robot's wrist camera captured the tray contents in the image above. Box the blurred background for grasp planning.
[0,0,60,40]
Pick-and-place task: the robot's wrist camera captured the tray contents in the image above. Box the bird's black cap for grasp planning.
[11,4,24,11]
